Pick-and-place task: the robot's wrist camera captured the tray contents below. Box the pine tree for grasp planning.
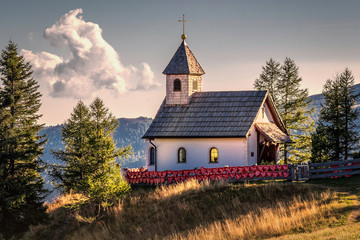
[0,41,48,238]
[277,58,314,164]
[311,68,359,162]
[254,58,281,106]
[51,98,132,207]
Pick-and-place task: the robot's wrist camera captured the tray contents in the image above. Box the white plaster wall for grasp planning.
[145,138,248,171]
[247,126,258,166]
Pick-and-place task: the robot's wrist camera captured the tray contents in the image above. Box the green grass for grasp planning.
[308,174,360,198]
[267,222,360,240]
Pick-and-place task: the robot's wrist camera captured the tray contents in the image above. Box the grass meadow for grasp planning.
[22,175,360,240]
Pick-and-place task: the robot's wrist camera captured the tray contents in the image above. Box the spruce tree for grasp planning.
[254,58,281,106]
[310,123,331,163]
[277,58,314,163]
[51,98,131,206]
[87,97,131,207]
[311,68,359,162]
[50,101,93,192]
[0,41,47,238]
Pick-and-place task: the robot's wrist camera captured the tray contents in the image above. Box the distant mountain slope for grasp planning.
[40,117,152,201]
[40,117,152,167]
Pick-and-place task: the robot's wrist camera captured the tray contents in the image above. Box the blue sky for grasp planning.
[1,1,360,125]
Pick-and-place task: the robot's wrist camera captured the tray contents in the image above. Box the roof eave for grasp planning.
[162,71,205,75]
[142,135,247,139]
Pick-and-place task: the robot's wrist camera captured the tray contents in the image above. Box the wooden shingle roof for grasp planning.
[143,91,268,138]
[163,40,205,75]
[255,123,292,143]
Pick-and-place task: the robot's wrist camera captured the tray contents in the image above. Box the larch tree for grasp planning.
[277,58,314,164]
[311,68,359,162]
[0,41,48,238]
[254,58,281,107]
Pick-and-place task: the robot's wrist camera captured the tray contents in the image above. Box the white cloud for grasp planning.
[21,8,160,98]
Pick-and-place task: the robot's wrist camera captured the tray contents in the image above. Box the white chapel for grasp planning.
[142,31,291,171]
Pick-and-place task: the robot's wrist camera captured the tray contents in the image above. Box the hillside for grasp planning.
[308,82,360,121]
[40,117,152,201]
[22,176,360,240]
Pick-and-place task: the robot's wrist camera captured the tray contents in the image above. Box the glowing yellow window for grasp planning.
[210,147,218,163]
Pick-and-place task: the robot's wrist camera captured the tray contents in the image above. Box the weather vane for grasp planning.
[178,14,189,40]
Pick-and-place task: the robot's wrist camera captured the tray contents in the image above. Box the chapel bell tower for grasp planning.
[163,15,205,106]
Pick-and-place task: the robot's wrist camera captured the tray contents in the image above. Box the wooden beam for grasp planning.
[258,143,266,162]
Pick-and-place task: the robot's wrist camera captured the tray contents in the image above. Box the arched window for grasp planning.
[149,147,155,165]
[178,147,186,163]
[210,147,218,163]
[174,79,181,91]
[193,79,198,91]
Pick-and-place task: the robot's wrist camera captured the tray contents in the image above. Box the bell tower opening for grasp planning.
[173,79,181,91]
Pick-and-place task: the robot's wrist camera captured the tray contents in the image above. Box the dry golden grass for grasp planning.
[22,192,90,240]
[22,179,354,240]
[45,192,88,213]
[151,178,229,200]
[168,191,341,240]
[65,180,347,240]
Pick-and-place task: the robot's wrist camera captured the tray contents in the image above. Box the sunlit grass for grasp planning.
[168,191,343,240]
[66,180,347,240]
[21,178,357,240]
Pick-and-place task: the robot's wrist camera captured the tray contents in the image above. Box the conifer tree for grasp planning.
[311,68,359,162]
[0,41,47,238]
[86,98,132,207]
[310,122,331,163]
[51,98,131,206]
[255,57,314,163]
[254,58,281,106]
[339,69,359,160]
[277,58,314,163]
[51,101,93,192]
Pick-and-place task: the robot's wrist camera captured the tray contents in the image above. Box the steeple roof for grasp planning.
[163,40,205,75]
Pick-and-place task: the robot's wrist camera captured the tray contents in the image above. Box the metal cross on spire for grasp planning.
[178,14,189,40]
